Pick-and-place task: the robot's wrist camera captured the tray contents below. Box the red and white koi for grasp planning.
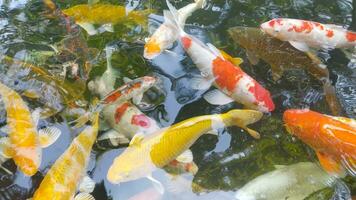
[164,2,275,112]
[144,0,206,59]
[260,18,356,52]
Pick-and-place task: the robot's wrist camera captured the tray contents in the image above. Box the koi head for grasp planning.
[107,151,151,183]
[283,109,320,143]
[144,38,161,59]
[260,18,286,39]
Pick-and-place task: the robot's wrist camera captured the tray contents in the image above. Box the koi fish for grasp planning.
[163,2,275,113]
[260,18,356,52]
[235,162,336,200]
[62,4,152,35]
[283,109,356,177]
[228,27,343,116]
[0,82,61,176]
[107,109,263,186]
[32,113,100,200]
[144,0,206,59]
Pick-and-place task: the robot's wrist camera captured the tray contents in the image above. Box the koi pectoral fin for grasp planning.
[0,137,13,158]
[74,192,95,200]
[246,50,260,65]
[77,22,98,36]
[38,126,62,148]
[190,76,214,90]
[341,156,356,177]
[203,89,234,105]
[316,151,346,177]
[147,175,164,194]
[79,175,96,193]
[289,41,310,52]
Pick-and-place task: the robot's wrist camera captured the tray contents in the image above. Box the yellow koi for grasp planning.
[0,82,41,176]
[107,109,262,184]
[62,4,152,35]
[32,113,99,200]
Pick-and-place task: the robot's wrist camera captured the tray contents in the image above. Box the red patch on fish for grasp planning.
[275,19,283,25]
[346,31,356,42]
[114,102,130,124]
[131,114,151,128]
[104,91,122,104]
[247,81,275,112]
[326,30,334,38]
[212,57,244,92]
[181,36,192,49]
[269,20,275,27]
[293,21,313,33]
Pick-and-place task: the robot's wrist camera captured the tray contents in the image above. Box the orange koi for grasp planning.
[283,109,356,176]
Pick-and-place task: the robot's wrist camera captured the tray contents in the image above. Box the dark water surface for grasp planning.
[0,0,355,199]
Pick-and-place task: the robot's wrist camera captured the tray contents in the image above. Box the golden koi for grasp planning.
[32,113,99,200]
[0,82,61,176]
[107,109,262,184]
[62,4,152,35]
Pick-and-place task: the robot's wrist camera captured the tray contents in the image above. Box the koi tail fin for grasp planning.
[323,81,343,116]
[223,109,263,139]
[165,0,185,34]
[70,98,102,128]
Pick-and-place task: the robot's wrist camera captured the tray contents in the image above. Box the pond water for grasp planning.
[0,0,355,200]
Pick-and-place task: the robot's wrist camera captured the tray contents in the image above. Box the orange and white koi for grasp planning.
[261,18,356,52]
[283,109,356,177]
[32,113,99,200]
[144,0,206,59]
[0,82,61,176]
[164,2,275,112]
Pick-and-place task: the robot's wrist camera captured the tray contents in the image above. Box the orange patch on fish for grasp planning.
[114,102,130,124]
[145,40,161,54]
[346,31,356,42]
[181,36,192,49]
[212,57,244,92]
[326,30,334,38]
[293,21,313,33]
[104,91,122,104]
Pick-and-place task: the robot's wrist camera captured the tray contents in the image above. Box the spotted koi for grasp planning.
[261,18,356,51]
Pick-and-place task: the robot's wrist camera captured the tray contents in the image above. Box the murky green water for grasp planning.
[0,0,355,199]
